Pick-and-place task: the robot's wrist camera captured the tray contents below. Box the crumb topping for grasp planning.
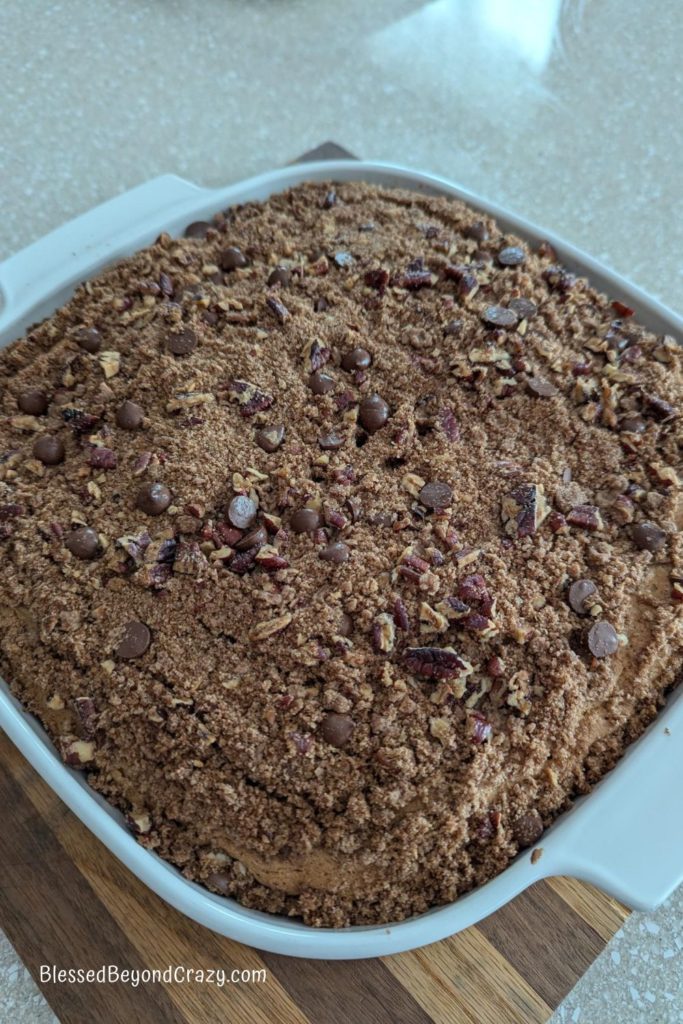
[1,181,681,926]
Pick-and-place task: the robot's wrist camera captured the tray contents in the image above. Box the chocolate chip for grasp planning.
[267,266,291,287]
[527,377,559,398]
[464,221,489,242]
[308,371,336,395]
[220,247,248,271]
[116,621,151,660]
[511,810,544,848]
[509,297,537,320]
[333,252,354,269]
[115,400,144,430]
[419,481,453,509]
[320,712,354,748]
[255,425,285,453]
[444,319,463,336]
[184,221,212,238]
[136,482,172,516]
[33,435,65,465]
[166,328,197,356]
[568,579,597,614]
[318,432,345,450]
[482,305,518,328]
[497,246,526,267]
[291,508,321,533]
[631,521,667,552]
[313,297,330,312]
[341,348,372,372]
[320,541,350,563]
[65,526,100,560]
[235,526,267,551]
[587,620,619,658]
[227,495,257,530]
[358,394,389,433]
[620,415,646,434]
[73,327,102,353]
[18,389,49,415]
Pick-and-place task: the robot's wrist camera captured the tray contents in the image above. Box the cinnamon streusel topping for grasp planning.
[0,182,681,926]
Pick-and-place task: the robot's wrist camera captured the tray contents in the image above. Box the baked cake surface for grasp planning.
[0,182,681,927]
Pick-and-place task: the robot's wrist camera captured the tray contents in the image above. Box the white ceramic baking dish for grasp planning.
[1,161,682,960]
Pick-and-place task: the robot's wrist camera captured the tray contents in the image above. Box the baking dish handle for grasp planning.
[549,689,683,911]
[0,175,211,337]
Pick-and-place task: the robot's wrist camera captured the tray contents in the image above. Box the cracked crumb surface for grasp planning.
[0,181,681,926]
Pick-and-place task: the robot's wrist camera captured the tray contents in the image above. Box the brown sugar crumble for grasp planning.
[1,181,682,927]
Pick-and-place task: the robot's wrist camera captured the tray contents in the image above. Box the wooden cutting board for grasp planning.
[0,144,629,1024]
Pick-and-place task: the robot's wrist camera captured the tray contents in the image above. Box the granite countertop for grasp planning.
[0,1,681,1021]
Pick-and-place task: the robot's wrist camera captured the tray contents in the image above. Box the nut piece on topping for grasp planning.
[566,504,604,532]
[320,712,354,748]
[404,646,473,683]
[33,435,65,466]
[373,612,396,653]
[501,484,549,538]
[136,482,172,516]
[60,736,96,768]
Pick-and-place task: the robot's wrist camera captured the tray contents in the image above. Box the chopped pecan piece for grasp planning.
[501,484,549,538]
[566,504,604,531]
[373,612,396,653]
[364,267,389,291]
[227,379,274,417]
[404,646,473,682]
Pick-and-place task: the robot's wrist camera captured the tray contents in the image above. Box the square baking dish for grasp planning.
[1,161,682,959]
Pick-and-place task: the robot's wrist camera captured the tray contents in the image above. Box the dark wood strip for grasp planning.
[0,744,187,1024]
[292,142,358,163]
[477,880,606,1008]
[261,953,436,1024]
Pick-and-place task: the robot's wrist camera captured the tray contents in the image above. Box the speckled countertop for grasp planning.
[0,1,681,1021]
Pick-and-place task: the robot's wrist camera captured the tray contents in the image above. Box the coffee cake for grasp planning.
[1,181,681,926]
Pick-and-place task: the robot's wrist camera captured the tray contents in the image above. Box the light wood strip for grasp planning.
[545,876,629,943]
[384,926,552,1024]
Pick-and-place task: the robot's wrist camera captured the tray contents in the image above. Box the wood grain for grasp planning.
[0,143,630,1023]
